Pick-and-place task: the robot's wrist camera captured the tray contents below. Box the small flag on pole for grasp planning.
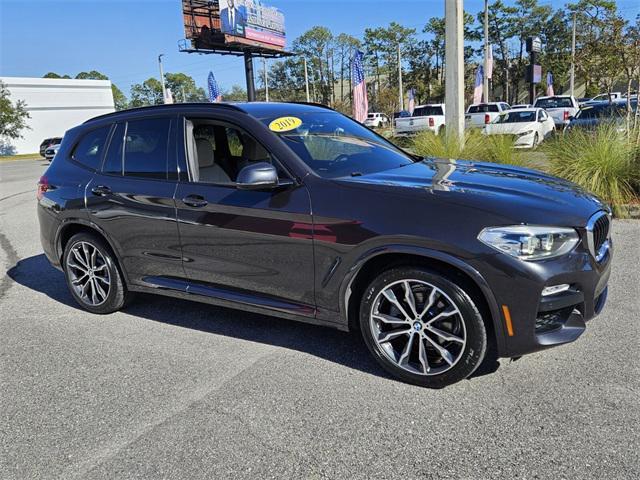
[546,71,554,97]
[351,50,368,123]
[486,44,493,80]
[473,65,484,105]
[408,88,416,115]
[164,88,174,104]
[208,71,222,103]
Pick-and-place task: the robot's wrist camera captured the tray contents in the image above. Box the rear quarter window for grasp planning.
[71,126,111,171]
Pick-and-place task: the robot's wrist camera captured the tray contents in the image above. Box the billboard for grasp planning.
[183,0,286,53]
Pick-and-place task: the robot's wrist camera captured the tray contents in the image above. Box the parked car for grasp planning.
[364,112,389,128]
[482,108,555,148]
[37,102,612,388]
[39,137,62,158]
[465,102,511,128]
[588,92,622,103]
[566,98,639,132]
[510,104,533,110]
[533,95,579,129]
[44,143,61,162]
[395,104,446,136]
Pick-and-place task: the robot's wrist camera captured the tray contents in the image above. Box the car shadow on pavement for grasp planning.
[7,254,500,385]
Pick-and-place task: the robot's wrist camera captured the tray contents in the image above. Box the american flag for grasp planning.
[351,50,368,123]
[208,71,222,103]
[473,65,484,105]
[546,71,554,96]
[408,88,416,115]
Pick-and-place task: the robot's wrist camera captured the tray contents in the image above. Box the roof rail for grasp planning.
[84,102,245,124]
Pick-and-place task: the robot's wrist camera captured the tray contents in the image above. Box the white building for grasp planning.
[1,76,115,154]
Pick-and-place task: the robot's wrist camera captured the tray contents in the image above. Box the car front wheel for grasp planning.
[63,232,129,314]
[360,267,487,388]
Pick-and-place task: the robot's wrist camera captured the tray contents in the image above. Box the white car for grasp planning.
[482,108,555,149]
[364,112,390,128]
[394,104,446,136]
[533,95,579,129]
[465,102,511,128]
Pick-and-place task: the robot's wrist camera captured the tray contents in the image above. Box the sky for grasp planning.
[1,0,639,97]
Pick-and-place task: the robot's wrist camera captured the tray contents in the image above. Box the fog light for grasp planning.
[542,284,571,296]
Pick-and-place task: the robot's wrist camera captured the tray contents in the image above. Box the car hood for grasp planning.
[485,122,536,135]
[339,158,607,227]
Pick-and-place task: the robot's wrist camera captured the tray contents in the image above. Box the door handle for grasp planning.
[182,195,208,208]
[91,185,112,196]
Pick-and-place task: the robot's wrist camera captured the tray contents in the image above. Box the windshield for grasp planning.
[494,111,536,123]
[261,111,415,178]
[468,104,499,113]
[414,106,443,116]
[535,97,573,108]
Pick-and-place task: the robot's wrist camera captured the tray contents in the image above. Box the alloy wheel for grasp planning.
[369,279,467,376]
[66,241,111,306]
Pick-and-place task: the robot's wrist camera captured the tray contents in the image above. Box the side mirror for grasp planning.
[236,162,280,190]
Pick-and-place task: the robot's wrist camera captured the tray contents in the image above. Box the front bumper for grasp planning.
[470,235,612,358]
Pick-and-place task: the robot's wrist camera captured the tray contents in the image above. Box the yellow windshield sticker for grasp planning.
[269,116,302,132]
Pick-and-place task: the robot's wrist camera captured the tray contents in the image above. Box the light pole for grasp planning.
[263,57,269,102]
[158,54,167,104]
[570,13,576,97]
[483,0,489,103]
[304,57,310,102]
[398,43,404,112]
[445,0,465,144]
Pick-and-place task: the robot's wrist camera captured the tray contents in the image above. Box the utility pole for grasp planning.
[263,57,269,102]
[483,0,489,103]
[398,43,404,112]
[158,54,167,104]
[445,0,465,144]
[244,52,256,102]
[303,57,310,102]
[570,12,576,97]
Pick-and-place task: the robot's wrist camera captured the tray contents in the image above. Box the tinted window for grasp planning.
[468,104,499,113]
[495,111,536,123]
[72,126,111,170]
[123,118,171,179]
[413,106,443,116]
[534,97,574,108]
[103,123,125,175]
[259,111,414,179]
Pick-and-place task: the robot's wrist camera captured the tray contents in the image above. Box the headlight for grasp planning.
[478,225,579,260]
[518,130,534,137]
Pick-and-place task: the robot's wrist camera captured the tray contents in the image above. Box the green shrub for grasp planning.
[542,124,640,206]
[410,129,526,166]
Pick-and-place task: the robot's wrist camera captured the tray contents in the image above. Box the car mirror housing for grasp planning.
[236,162,280,190]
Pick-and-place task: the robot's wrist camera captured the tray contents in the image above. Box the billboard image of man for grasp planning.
[220,0,248,36]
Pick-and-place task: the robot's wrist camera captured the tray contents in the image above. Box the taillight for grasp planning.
[37,176,49,201]
[485,114,491,124]
[563,110,569,121]
[428,117,434,127]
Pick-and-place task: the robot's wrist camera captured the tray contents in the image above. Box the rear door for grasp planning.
[86,115,183,285]
[173,113,316,313]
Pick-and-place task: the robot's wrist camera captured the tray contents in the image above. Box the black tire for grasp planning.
[63,232,130,314]
[359,267,487,388]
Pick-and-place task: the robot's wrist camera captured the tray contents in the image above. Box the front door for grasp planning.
[174,115,315,314]
[86,116,183,285]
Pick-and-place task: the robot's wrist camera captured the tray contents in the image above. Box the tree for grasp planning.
[129,78,163,107]
[222,85,248,101]
[293,26,334,105]
[43,72,70,79]
[0,81,30,154]
[164,72,207,102]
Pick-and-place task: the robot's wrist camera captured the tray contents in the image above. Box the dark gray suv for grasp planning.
[37,103,612,387]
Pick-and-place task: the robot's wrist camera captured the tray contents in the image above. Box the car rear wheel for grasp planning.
[63,233,129,314]
[360,267,487,388]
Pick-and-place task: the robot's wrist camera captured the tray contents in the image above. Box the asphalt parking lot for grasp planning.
[1,159,639,480]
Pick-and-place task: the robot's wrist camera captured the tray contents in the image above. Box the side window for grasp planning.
[72,126,111,171]
[186,119,281,185]
[103,123,125,175]
[123,118,171,179]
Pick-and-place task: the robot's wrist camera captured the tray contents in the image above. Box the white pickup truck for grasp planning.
[465,102,511,128]
[394,104,446,136]
[533,95,579,129]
